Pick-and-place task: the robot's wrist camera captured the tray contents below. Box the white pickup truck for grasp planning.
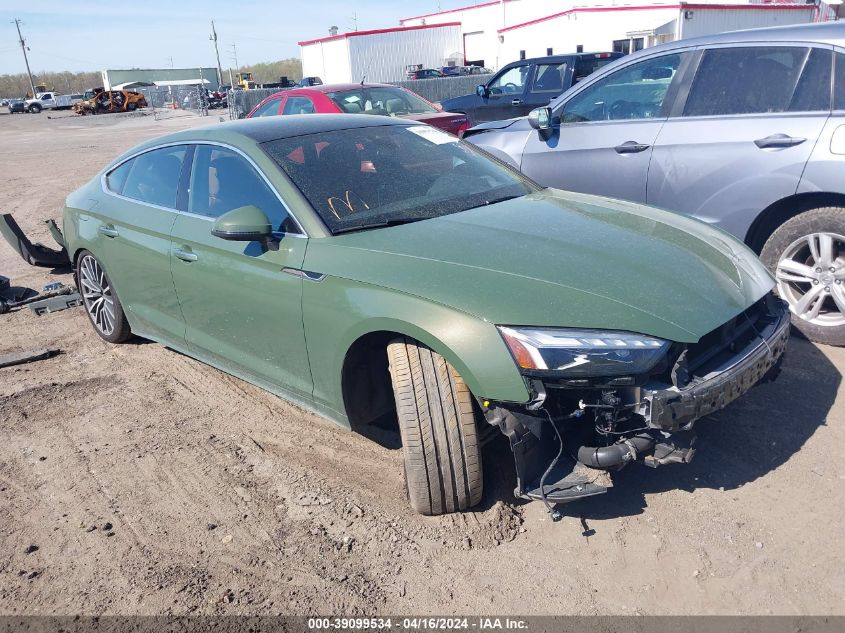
[24,92,84,114]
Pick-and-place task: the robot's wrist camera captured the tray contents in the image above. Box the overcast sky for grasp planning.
[0,0,469,75]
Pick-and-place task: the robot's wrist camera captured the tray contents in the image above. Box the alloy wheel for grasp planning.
[79,255,116,336]
[775,232,845,327]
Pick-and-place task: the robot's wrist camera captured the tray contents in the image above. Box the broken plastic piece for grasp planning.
[28,292,83,316]
[0,213,71,267]
[0,348,60,369]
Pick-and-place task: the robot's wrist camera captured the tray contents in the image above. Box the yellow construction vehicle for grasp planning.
[236,72,257,90]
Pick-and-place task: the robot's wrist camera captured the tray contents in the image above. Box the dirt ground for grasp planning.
[0,109,843,617]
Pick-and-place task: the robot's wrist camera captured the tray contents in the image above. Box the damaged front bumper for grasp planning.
[484,295,790,505]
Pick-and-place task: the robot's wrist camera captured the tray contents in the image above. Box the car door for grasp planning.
[479,62,533,122]
[647,44,832,240]
[168,143,313,398]
[520,50,689,202]
[97,144,189,342]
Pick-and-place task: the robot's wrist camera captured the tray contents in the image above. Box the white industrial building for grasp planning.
[299,23,464,83]
[400,0,821,70]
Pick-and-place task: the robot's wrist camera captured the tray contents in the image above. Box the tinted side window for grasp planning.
[282,96,315,115]
[119,146,187,208]
[189,145,298,233]
[790,48,832,112]
[252,98,282,117]
[684,46,814,117]
[532,63,567,93]
[105,159,133,195]
[562,53,682,123]
[834,52,845,110]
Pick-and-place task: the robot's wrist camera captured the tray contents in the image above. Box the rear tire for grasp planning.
[386,337,483,515]
[76,250,132,344]
[760,207,845,346]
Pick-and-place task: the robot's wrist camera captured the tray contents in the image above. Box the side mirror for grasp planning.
[211,205,272,242]
[528,107,552,131]
[476,84,488,98]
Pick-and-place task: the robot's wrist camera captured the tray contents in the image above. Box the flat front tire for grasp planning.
[77,250,132,343]
[761,207,845,346]
[387,337,483,515]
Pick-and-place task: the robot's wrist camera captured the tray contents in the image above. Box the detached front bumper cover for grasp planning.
[639,297,790,431]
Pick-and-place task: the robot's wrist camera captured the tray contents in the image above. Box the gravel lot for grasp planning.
[0,109,843,616]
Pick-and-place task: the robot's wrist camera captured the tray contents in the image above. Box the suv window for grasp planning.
[112,146,187,208]
[282,96,315,115]
[834,52,845,110]
[189,145,299,233]
[252,98,282,117]
[684,46,828,116]
[562,53,682,123]
[573,56,619,84]
[532,63,567,93]
[489,64,529,95]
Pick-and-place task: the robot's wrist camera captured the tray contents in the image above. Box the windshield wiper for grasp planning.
[465,194,523,211]
[332,217,429,235]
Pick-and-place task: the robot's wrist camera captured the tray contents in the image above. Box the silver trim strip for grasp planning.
[100,140,308,238]
[282,267,326,282]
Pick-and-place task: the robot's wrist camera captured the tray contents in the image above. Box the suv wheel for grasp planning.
[28,103,42,114]
[77,250,132,343]
[386,337,483,515]
[761,207,845,346]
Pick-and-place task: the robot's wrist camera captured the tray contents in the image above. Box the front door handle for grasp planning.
[511,98,523,106]
[173,247,198,262]
[614,140,650,154]
[754,134,806,149]
[98,225,118,238]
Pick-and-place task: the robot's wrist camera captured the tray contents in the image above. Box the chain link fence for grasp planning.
[137,85,230,121]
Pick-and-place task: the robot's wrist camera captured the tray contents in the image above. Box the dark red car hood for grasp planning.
[400,111,469,136]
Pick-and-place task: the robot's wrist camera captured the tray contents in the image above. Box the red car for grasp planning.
[246,83,471,137]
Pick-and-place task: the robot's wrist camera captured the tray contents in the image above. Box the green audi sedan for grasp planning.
[64,115,789,516]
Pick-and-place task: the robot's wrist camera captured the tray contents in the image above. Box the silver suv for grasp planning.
[466,22,845,346]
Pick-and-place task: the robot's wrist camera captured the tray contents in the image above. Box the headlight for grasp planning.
[497,327,670,377]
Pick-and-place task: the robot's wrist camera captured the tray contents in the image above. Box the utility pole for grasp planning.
[229,43,239,71]
[12,19,36,98]
[349,12,358,32]
[209,20,223,88]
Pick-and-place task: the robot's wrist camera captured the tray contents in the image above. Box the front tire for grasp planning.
[28,103,42,114]
[761,207,845,346]
[387,338,483,515]
[77,250,131,343]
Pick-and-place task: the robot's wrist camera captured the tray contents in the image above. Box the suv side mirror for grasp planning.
[528,107,552,131]
[211,205,272,242]
[476,84,489,98]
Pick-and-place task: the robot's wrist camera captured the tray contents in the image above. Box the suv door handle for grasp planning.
[614,141,651,154]
[754,134,806,149]
[511,98,523,106]
[98,225,118,238]
[173,247,198,262]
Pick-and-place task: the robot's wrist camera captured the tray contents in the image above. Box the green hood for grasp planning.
[305,189,774,343]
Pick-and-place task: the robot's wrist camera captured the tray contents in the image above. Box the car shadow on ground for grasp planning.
[476,336,840,519]
[567,336,840,522]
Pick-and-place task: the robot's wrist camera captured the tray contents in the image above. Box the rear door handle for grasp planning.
[754,134,806,149]
[173,247,198,262]
[98,225,118,238]
[614,141,650,154]
[511,98,523,106]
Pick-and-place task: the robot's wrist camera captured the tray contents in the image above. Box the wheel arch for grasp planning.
[338,316,528,433]
[745,191,845,253]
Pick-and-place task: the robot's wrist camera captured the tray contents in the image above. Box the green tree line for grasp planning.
[0,58,302,97]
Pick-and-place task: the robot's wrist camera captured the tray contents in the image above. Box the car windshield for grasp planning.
[262,124,539,234]
[327,87,437,115]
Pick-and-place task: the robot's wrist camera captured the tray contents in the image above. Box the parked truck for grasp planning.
[24,91,84,114]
